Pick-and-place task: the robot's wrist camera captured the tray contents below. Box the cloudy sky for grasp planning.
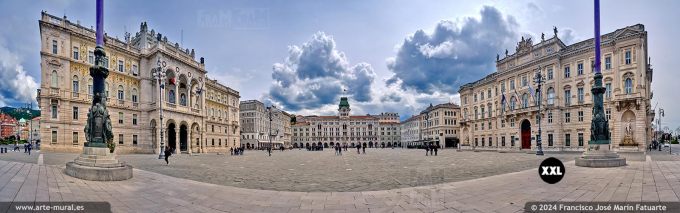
[1,0,679,129]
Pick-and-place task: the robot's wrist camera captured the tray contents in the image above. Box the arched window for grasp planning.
[51,70,58,88]
[131,88,138,103]
[88,78,93,96]
[522,93,529,108]
[547,88,555,105]
[180,93,187,106]
[72,75,79,96]
[625,78,633,94]
[168,90,176,104]
[117,85,124,100]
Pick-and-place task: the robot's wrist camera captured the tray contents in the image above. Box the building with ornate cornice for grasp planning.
[239,100,293,149]
[291,97,401,148]
[37,12,240,154]
[458,24,653,152]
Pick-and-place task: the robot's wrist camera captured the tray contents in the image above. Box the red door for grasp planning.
[521,129,531,149]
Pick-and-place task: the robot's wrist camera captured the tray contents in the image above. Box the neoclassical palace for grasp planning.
[459,24,654,152]
[38,12,240,154]
[291,97,400,148]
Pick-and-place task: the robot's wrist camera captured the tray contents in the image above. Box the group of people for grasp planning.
[334,144,344,155]
[230,147,245,155]
[424,143,439,156]
[307,144,324,151]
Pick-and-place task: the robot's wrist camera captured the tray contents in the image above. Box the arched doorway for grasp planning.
[521,119,531,149]
[330,142,335,147]
[368,141,373,148]
[323,143,328,148]
[180,124,188,152]
[387,142,392,147]
[168,123,177,151]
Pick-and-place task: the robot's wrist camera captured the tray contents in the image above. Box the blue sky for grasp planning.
[1,0,679,130]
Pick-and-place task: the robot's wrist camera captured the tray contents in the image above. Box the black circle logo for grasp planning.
[538,157,565,184]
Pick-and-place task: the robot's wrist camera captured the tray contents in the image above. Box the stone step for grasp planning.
[79,154,117,160]
[75,158,119,165]
[74,159,125,168]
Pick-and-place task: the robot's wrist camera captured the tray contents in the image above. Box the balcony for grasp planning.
[118,99,125,105]
[50,88,60,96]
[72,92,79,98]
[165,102,177,108]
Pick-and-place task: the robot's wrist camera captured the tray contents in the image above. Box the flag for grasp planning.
[501,94,506,112]
[513,89,522,108]
[528,84,536,100]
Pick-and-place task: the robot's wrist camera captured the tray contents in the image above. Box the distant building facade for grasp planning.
[459,24,653,152]
[37,12,240,154]
[239,100,293,149]
[291,97,400,148]
[0,113,17,139]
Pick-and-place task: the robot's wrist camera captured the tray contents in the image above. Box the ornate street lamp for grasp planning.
[265,106,280,156]
[534,65,545,156]
[153,55,167,159]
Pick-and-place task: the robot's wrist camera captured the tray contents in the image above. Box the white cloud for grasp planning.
[0,41,38,106]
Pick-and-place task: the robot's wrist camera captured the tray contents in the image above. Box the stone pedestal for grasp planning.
[65,147,133,181]
[575,144,626,167]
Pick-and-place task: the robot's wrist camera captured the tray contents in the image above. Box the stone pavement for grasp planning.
[0,156,679,212]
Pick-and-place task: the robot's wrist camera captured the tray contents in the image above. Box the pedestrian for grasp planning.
[230,147,234,155]
[163,146,172,164]
[362,143,366,154]
[425,144,429,156]
[434,144,438,156]
[336,145,340,155]
[429,144,434,156]
[339,145,343,155]
[24,143,27,153]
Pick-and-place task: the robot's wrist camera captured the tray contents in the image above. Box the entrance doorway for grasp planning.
[168,123,176,151]
[180,124,188,152]
[521,119,531,149]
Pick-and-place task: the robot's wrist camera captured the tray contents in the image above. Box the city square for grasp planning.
[1,0,680,212]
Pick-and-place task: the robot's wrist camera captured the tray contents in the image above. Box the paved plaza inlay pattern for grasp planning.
[1,148,583,192]
[0,153,679,212]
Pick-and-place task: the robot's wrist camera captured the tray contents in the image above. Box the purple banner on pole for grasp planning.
[594,0,601,73]
[96,0,104,46]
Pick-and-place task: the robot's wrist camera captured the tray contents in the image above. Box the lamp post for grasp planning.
[658,108,664,152]
[265,106,279,156]
[534,65,545,156]
[153,56,167,159]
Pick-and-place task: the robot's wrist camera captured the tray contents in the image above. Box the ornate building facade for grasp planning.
[459,24,653,152]
[291,97,401,148]
[38,12,240,154]
[239,100,293,149]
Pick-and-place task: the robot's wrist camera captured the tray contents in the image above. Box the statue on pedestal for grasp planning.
[621,119,637,146]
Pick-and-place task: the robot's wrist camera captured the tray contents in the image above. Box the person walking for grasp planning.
[425,144,429,156]
[434,144,439,156]
[27,143,32,155]
[230,147,234,155]
[338,145,343,155]
[362,142,366,154]
[429,143,434,156]
[164,146,172,164]
[356,144,361,154]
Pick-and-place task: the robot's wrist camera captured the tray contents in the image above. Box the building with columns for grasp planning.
[37,12,240,154]
[458,24,653,152]
[291,97,401,148]
[239,100,293,149]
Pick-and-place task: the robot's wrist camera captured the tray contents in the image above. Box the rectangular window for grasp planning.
[547,68,553,80]
[578,88,584,104]
[605,83,612,99]
[510,79,515,90]
[132,114,138,125]
[118,112,124,124]
[72,107,78,120]
[605,56,612,70]
[133,135,138,145]
[625,50,631,64]
[590,59,594,72]
[132,65,138,76]
[578,111,584,122]
[72,132,78,145]
[578,133,584,146]
[52,40,58,54]
[606,108,611,120]
[522,76,528,87]
[481,138,485,146]
[488,137,492,147]
[501,119,505,128]
[548,112,553,124]
[51,104,58,119]
[565,134,571,146]
[577,62,584,75]
[564,66,571,78]
[502,137,506,146]
[119,134,124,145]
[118,60,124,72]
[565,112,571,123]
[88,51,94,64]
[51,130,57,144]
[511,136,515,147]
[73,47,79,60]
[548,134,553,146]
[564,90,571,106]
